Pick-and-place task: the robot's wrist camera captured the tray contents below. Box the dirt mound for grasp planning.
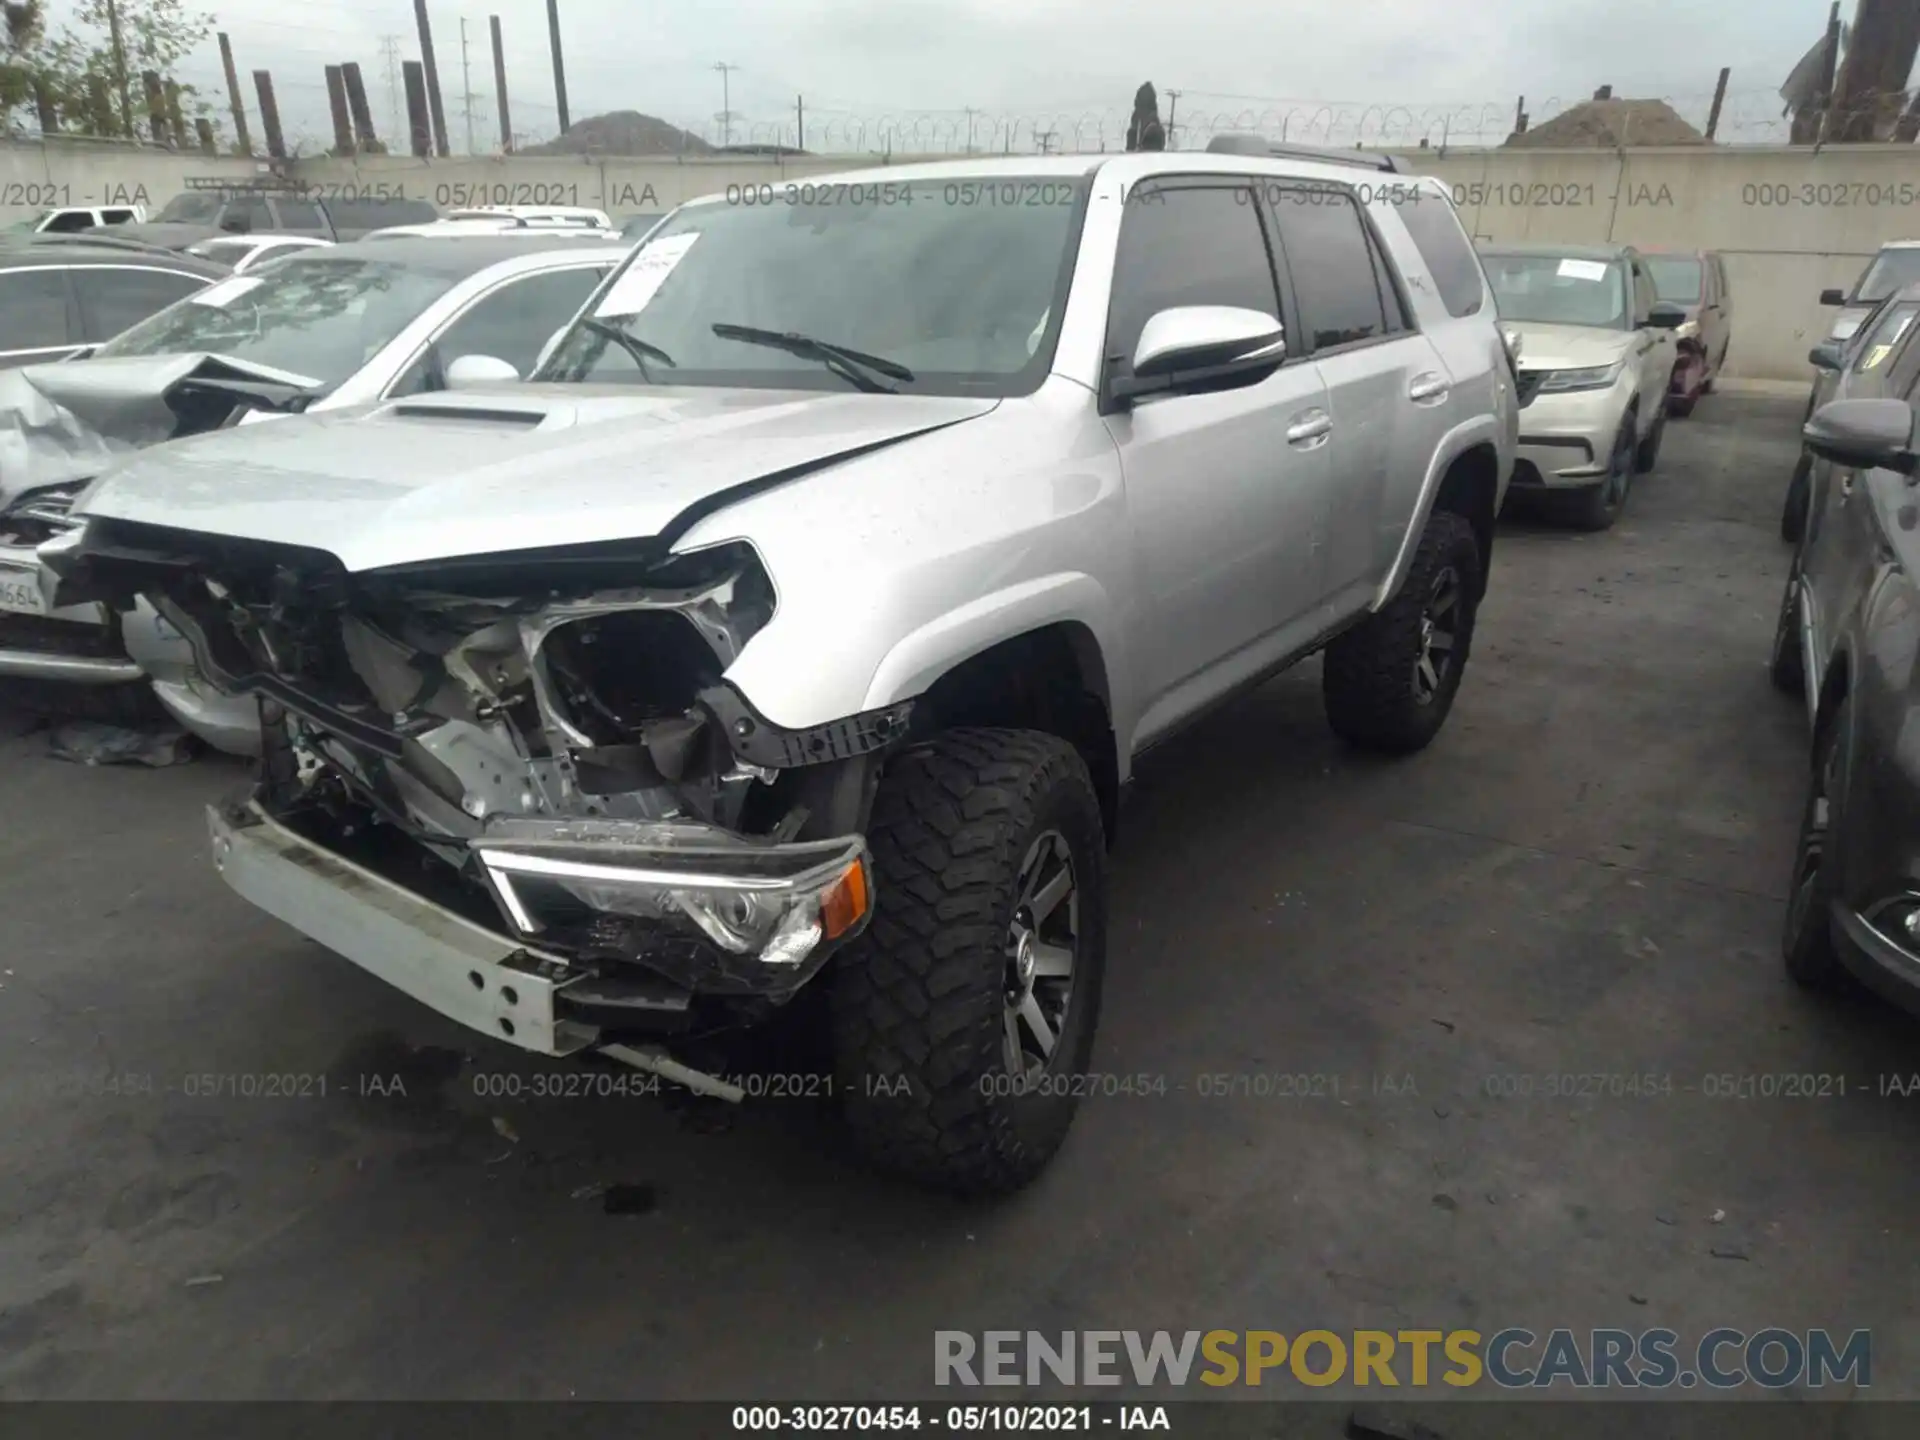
[521,111,713,156]
[1507,98,1708,147]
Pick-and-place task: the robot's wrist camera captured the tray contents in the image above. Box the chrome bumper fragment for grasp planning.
[207,800,597,1057]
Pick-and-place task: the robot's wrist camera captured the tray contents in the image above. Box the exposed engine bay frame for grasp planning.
[49,518,903,1016]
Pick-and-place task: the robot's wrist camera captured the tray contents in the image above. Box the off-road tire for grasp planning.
[1784,696,1853,991]
[1782,453,1812,543]
[1322,509,1481,755]
[832,728,1108,1196]
[1668,393,1696,419]
[1769,570,1805,696]
[1634,403,1666,473]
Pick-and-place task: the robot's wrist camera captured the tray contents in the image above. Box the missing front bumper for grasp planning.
[208,800,597,1056]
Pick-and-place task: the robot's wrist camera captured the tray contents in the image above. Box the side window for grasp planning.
[272,198,324,230]
[1104,184,1281,367]
[72,267,206,340]
[1388,191,1484,317]
[0,269,76,352]
[391,266,608,396]
[1268,188,1387,350]
[101,209,136,225]
[43,211,94,234]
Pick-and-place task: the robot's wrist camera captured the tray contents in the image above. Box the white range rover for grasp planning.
[50,143,1515,1193]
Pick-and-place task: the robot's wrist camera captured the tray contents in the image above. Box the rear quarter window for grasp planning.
[1388,190,1485,318]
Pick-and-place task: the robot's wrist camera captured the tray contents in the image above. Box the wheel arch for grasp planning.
[907,621,1122,844]
[1377,422,1504,610]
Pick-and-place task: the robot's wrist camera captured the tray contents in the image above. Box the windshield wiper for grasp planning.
[579,317,677,377]
[710,323,914,393]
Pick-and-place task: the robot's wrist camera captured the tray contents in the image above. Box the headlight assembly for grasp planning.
[1536,360,1625,393]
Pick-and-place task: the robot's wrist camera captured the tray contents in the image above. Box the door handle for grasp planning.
[1409,372,1449,404]
[1287,408,1332,448]
[1838,470,1856,502]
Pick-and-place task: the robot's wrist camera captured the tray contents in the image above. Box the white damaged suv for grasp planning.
[50,146,1515,1193]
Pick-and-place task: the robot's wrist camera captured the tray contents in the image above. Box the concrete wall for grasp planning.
[7,137,1919,379]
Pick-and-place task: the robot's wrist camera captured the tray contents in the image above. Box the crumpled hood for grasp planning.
[76,385,1001,572]
[1505,321,1634,373]
[0,354,320,511]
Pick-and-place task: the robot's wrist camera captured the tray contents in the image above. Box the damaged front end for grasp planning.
[51,520,912,1050]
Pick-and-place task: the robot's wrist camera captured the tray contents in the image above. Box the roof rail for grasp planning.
[183,174,314,194]
[1204,134,1400,173]
[17,232,189,257]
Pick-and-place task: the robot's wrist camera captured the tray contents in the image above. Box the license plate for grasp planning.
[0,564,47,616]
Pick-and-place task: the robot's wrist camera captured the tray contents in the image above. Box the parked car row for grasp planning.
[1476,241,1717,529]
[12,143,1522,1194]
[1769,275,1920,1026]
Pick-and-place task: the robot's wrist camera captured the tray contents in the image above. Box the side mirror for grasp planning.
[1647,302,1688,329]
[1808,342,1845,372]
[445,354,521,389]
[1820,288,1848,306]
[1111,305,1285,404]
[1804,397,1917,475]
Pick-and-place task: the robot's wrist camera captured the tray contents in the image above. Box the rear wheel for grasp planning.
[832,728,1108,1195]
[1323,510,1481,755]
[1668,393,1696,419]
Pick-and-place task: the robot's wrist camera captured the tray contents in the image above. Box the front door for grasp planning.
[1100,178,1335,746]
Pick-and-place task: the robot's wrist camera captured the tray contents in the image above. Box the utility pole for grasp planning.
[963,106,978,153]
[546,0,571,133]
[104,0,133,136]
[491,16,512,153]
[381,35,404,147]
[412,0,451,157]
[795,94,804,150]
[459,18,476,154]
[218,32,252,155]
[713,62,738,146]
[1165,88,1181,149]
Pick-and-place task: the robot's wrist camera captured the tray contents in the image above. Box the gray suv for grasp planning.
[54,149,1515,1193]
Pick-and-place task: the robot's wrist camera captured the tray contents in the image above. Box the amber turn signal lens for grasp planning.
[820,859,871,940]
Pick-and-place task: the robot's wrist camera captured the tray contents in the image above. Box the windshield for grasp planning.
[1481,252,1629,329]
[188,239,255,265]
[541,177,1087,396]
[94,255,460,390]
[1645,257,1703,304]
[155,192,225,224]
[1855,247,1920,302]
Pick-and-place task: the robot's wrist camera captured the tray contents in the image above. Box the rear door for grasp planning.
[1264,181,1453,617]
[1100,177,1335,744]
[71,265,210,342]
[268,196,330,238]
[0,266,83,366]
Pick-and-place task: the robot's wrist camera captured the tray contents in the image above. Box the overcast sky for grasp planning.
[42,0,1842,151]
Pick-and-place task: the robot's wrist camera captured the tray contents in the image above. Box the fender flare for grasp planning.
[858,571,1122,719]
[1372,414,1504,612]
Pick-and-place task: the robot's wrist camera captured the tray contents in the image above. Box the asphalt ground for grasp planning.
[2,391,1913,1422]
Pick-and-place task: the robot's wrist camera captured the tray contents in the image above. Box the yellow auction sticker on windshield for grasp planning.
[595,232,699,319]
[1863,343,1893,371]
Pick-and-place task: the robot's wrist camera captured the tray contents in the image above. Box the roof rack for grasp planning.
[1204,134,1400,173]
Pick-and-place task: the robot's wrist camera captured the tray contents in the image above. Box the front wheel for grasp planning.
[832,728,1108,1195]
[1782,453,1812,543]
[1571,417,1636,531]
[1784,697,1854,990]
[1323,509,1482,755]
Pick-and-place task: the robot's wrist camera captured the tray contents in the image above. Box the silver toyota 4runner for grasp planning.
[49,148,1515,1194]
